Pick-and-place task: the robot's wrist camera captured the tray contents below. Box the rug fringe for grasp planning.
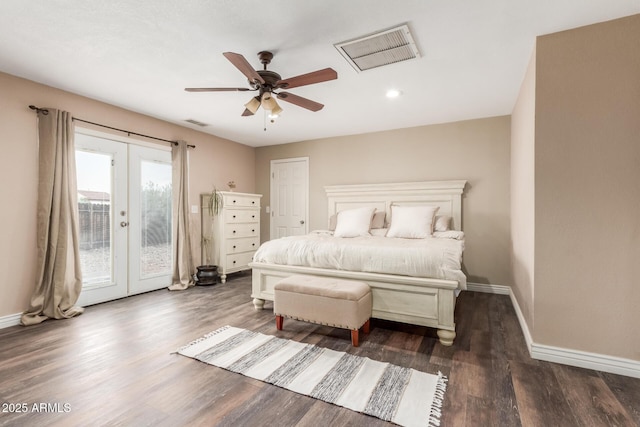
[173,325,231,354]
[428,371,448,427]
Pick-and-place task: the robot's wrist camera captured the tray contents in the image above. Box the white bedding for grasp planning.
[253,231,466,289]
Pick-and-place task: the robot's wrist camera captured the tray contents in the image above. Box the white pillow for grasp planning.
[434,215,451,232]
[329,210,385,231]
[333,207,375,238]
[386,205,439,239]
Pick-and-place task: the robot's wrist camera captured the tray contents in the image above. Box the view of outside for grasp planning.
[139,160,172,278]
[76,149,172,286]
[76,150,112,285]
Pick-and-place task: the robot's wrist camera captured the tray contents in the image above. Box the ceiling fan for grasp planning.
[185,51,337,117]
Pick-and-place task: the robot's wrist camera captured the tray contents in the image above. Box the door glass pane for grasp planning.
[76,150,113,286]
[140,160,172,278]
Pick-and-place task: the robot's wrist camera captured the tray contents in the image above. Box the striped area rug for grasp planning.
[177,326,447,427]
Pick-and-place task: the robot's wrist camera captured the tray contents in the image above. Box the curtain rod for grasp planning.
[28,105,195,148]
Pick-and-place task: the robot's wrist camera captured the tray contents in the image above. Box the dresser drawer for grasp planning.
[225,223,259,239]
[225,209,259,224]
[226,237,259,254]
[223,195,260,208]
[226,252,255,270]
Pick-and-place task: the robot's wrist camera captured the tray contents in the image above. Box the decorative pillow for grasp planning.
[329,210,385,231]
[328,214,337,231]
[333,207,375,237]
[386,205,439,239]
[434,215,451,232]
[371,211,386,229]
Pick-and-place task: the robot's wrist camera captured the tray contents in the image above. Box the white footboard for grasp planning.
[249,262,459,345]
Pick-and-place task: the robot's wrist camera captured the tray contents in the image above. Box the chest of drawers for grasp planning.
[212,192,262,283]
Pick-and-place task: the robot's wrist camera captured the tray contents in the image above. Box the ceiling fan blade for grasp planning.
[185,87,251,92]
[276,92,324,112]
[223,52,265,84]
[277,68,337,89]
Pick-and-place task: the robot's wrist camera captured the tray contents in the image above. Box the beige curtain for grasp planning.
[168,140,195,290]
[21,109,84,325]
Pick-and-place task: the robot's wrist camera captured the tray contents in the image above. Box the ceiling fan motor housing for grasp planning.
[250,70,282,92]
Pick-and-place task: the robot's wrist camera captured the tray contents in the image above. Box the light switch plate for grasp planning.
[191,205,198,214]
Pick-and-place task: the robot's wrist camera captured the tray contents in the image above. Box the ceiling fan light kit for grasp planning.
[244,96,261,115]
[261,92,277,111]
[185,51,337,120]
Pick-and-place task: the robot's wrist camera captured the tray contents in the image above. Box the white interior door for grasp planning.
[270,157,309,239]
[75,130,172,306]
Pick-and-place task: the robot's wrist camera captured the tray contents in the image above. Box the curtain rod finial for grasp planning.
[29,105,49,115]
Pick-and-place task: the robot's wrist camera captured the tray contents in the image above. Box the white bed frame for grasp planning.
[249,180,467,346]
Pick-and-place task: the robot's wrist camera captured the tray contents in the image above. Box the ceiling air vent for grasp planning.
[184,119,209,127]
[334,24,420,73]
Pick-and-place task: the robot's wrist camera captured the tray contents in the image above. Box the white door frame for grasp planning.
[270,157,309,240]
[75,127,172,306]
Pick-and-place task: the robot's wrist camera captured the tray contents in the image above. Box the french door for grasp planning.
[75,130,173,306]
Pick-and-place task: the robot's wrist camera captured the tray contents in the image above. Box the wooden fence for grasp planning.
[78,202,110,250]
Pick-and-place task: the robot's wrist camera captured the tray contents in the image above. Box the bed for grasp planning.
[249,180,467,346]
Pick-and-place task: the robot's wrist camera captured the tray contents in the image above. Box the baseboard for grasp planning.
[466,282,510,295]
[0,312,22,329]
[531,343,640,379]
[505,288,639,379]
[508,289,533,353]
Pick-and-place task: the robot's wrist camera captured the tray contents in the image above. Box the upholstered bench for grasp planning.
[273,275,372,347]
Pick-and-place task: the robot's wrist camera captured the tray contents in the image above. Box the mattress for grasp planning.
[252,231,466,289]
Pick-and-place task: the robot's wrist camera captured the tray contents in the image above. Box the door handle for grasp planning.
[300,220,305,225]
[120,221,129,227]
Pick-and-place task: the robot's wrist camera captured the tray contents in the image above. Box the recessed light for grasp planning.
[386,89,401,98]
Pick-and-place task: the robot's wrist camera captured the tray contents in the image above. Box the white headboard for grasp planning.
[324,180,467,231]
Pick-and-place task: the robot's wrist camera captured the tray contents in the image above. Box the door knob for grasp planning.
[120,221,129,227]
[300,220,305,225]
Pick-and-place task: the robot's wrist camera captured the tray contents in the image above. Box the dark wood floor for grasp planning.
[1,273,638,427]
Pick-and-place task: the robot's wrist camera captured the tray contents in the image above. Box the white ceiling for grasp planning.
[1,1,639,147]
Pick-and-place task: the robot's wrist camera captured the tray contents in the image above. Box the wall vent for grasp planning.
[184,119,209,127]
[334,24,420,72]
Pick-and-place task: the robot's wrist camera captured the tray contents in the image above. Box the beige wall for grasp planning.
[256,116,512,287]
[510,46,537,335]
[534,15,640,360]
[0,71,255,318]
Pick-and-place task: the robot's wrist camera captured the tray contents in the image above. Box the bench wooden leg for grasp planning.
[276,315,283,331]
[351,329,359,347]
[362,319,370,334]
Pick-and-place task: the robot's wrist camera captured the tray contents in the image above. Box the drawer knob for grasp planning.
[233,245,236,249]
[252,201,255,204]
[252,229,255,232]
[233,230,237,234]
[233,260,236,264]
[233,215,236,218]
[233,200,236,203]
[252,243,256,247]
[252,215,255,218]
